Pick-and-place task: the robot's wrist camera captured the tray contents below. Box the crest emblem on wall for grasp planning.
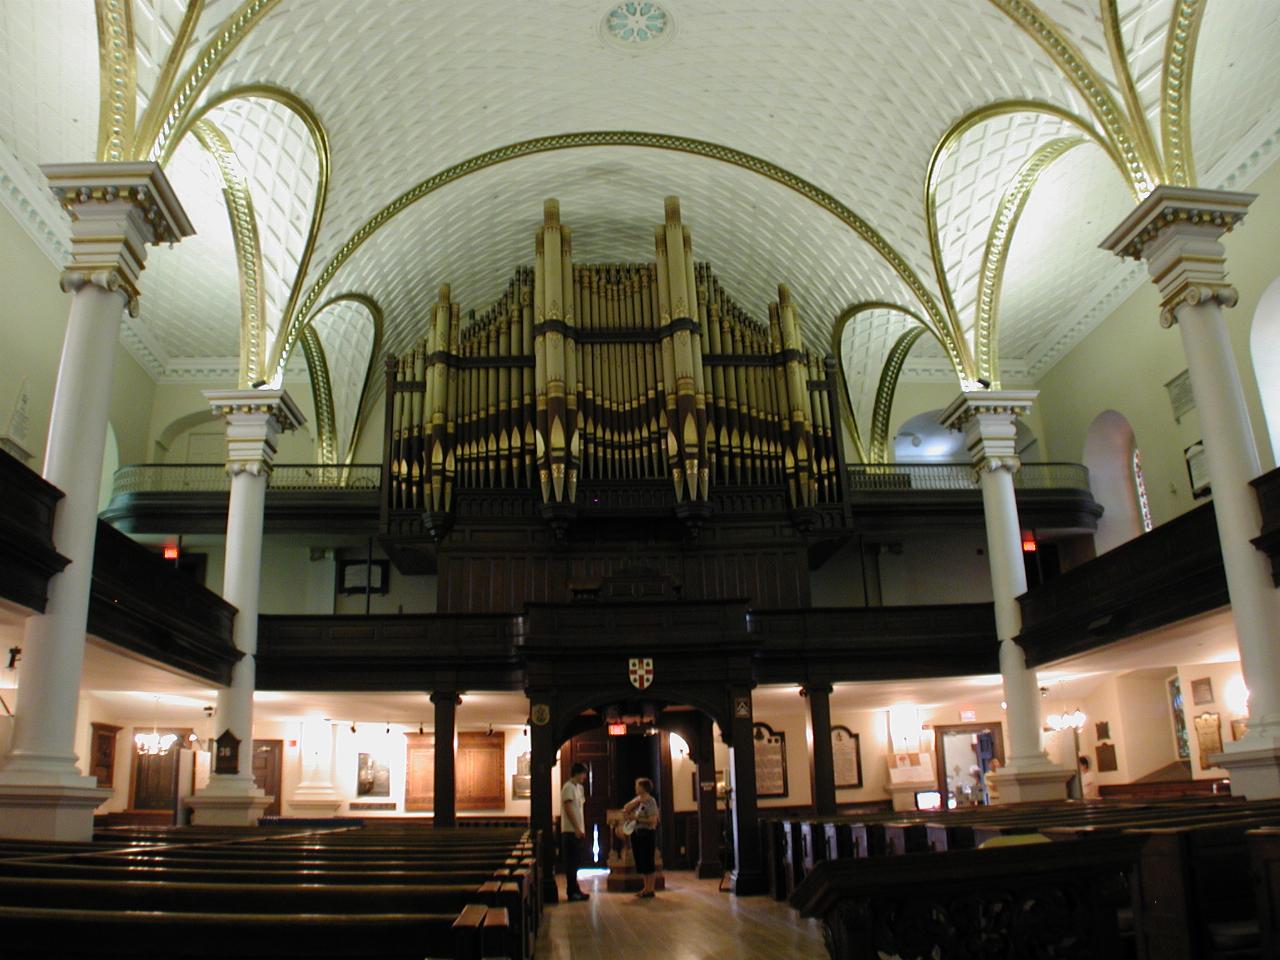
[628,657,654,690]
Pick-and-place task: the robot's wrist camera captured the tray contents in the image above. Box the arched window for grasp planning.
[1084,410,1146,554]
[1132,447,1153,533]
[1250,275,1280,468]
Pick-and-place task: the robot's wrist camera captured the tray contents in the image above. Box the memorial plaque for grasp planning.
[404,733,435,811]
[512,750,532,800]
[1194,712,1223,770]
[831,725,862,789]
[1096,742,1118,773]
[753,722,788,799]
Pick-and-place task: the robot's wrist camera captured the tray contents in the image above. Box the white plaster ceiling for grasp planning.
[310,296,376,462]
[2,0,1280,442]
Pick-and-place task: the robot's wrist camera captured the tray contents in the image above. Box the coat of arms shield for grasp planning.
[628,657,654,690]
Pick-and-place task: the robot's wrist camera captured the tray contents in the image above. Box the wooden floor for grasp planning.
[537,871,827,959]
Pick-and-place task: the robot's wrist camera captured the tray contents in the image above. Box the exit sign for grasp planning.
[959,709,977,722]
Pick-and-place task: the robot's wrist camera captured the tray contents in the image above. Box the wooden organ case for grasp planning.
[380,197,851,612]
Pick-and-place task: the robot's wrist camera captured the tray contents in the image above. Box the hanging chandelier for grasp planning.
[134,729,179,756]
[135,697,178,756]
[1046,709,1086,732]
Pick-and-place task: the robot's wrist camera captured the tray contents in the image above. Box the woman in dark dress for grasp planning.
[623,777,660,898]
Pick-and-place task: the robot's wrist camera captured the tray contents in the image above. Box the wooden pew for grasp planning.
[791,833,1148,960]
[0,825,536,960]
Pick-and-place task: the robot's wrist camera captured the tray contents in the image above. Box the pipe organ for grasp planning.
[385,197,844,534]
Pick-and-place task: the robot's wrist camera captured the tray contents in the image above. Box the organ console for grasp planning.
[383,196,845,539]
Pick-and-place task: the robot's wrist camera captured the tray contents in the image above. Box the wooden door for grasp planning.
[129,728,186,817]
[252,739,283,817]
[562,727,615,867]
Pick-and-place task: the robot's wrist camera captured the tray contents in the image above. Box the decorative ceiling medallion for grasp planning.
[601,2,673,52]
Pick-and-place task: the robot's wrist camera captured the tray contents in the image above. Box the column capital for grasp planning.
[1100,185,1256,328]
[42,162,194,317]
[429,689,462,706]
[204,388,305,477]
[940,389,1037,472]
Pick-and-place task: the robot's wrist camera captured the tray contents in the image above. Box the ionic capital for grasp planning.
[204,388,305,477]
[42,162,194,316]
[1100,185,1255,330]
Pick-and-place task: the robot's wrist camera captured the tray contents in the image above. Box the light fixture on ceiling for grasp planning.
[350,722,357,734]
[419,721,425,735]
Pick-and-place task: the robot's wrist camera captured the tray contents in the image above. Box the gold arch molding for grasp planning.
[280,130,967,384]
[296,293,385,465]
[829,301,940,464]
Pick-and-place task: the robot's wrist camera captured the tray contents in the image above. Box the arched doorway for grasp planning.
[1251,275,1280,468]
[1083,410,1149,554]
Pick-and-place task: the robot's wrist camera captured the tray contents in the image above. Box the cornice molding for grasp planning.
[0,147,70,268]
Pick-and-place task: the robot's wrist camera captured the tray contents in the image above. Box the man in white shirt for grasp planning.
[560,762,589,901]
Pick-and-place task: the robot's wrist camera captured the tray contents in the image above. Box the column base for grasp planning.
[0,783,112,841]
[729,867,769,896]
[887,781,934,812]
[288,786,343,817]
[1212,737,1280,799]
[696,860,723,880]
[188,776,272,826]
[988,759,1072,804]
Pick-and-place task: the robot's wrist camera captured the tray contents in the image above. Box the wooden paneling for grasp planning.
[457,732,505,811]
[404,733,435,811]
[437,546,810,612]
[89,723,121,788]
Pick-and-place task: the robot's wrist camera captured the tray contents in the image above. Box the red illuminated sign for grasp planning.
[607,723,628,736]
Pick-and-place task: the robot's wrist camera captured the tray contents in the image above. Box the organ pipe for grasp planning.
[384,196,843,519]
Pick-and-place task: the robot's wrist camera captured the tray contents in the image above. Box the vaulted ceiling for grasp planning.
[2,0,1278,463]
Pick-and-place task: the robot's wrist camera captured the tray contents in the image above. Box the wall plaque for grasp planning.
[1194,712,1223,770]
[1095,742,1118,773]
[831,725,862,789]
[512,750,532,800]
[753,722,788,799]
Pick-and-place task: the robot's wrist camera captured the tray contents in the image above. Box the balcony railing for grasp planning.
[846,462,1090,492]
[110,463,382,496]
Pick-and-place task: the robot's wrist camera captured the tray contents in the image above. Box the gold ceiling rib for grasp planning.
[191,118,268,388]
[923,100,1125,387]
[295,293,385,465]
[94,0,136,162]
[148,0,283,165]
[829,301,941,464]
[1162,0,1205,187]
[989,0,1157,196]
[178,85,331,381]
[1100,0,1165,184]
[974,136,1086,387]
[278,131,962,388]
[299,325,338,466]
[133,0,206,160]
[869,327,927,465]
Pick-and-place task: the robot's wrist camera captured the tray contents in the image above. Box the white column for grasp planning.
[1102,186,1280,797]
[290,717,342,815]
[0,164,192,841]
[941,391,1070,803]
[188,389,303,826]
